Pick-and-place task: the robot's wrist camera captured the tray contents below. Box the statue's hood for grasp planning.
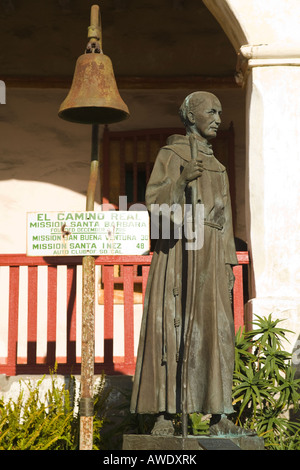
[164,134,226,172]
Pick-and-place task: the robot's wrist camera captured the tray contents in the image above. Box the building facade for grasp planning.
[0,0,300,374]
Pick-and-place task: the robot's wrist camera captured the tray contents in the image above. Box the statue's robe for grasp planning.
[130,134,237,415]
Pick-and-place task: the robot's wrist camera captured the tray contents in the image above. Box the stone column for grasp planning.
[237,45,300,349]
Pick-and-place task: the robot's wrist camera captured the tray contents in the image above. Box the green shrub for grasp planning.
[0,369,109,450]
[232,314,300,449]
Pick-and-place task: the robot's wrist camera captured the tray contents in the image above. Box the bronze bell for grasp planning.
[58,5,129,125]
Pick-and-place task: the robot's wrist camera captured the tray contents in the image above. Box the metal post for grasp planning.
[79,123,99,450]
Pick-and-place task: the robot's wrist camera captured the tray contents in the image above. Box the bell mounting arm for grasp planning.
[86,4,102,54]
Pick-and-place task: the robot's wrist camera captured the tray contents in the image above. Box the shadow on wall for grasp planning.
[0,88,98,200]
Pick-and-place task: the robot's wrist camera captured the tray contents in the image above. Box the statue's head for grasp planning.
[179,91,222,141]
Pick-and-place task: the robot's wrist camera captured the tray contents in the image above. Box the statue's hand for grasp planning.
[180,160,203,185]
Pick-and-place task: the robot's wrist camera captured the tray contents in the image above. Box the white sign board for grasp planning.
[27,211,150,256]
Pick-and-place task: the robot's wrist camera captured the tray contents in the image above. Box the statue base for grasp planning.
[122,434,264,451]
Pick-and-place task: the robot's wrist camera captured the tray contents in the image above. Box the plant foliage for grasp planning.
[232,314,300,449]
[0,368,109,450]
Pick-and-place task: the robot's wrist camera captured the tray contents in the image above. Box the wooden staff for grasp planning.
[181,134,198,439]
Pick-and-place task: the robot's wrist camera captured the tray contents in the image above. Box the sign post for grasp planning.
[79,123,99,450]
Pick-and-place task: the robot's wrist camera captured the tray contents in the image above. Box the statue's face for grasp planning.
[188,95,222,141]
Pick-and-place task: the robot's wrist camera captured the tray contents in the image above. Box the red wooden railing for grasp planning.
[0,252,248,376]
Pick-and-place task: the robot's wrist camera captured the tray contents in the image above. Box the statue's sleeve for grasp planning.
[145,148,185,215]
[223,171,238,265]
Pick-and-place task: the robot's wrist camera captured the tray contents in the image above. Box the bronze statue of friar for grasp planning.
[130,91,252,437]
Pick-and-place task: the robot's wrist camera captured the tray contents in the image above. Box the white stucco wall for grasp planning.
[226,0,300,46]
